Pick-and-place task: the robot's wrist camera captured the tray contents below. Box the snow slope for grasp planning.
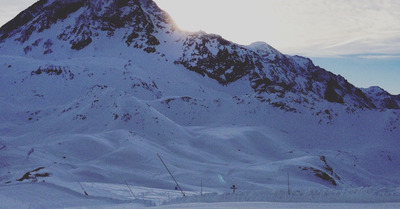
[0,0,400,208]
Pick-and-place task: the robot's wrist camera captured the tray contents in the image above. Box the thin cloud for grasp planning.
[153,0,400,58]
[273,0,400,57]
[358,55,400,59]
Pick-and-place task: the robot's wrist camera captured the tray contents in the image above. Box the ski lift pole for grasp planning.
[77,180,88,196]
[124,180,137,199]
[157,153,185,197]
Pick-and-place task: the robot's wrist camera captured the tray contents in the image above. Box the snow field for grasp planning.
[64,202,400,209]
[2,182,400,209]
[154,202,400,209]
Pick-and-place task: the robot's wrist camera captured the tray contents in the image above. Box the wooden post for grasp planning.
[230,184,237,194]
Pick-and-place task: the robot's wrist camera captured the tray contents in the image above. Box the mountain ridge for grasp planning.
[1,0,397,109]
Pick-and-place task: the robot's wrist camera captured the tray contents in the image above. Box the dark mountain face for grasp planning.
[0,0,396,109]
[0,0,174,53]
[175,34,377,108]
[0,0,85,43]
[175,33,263,85]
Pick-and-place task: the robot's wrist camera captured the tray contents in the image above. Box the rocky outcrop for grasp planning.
[362,86,400,109]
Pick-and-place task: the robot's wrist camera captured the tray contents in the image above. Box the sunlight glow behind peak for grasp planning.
[154,0,400,94]
[154,0,400,58]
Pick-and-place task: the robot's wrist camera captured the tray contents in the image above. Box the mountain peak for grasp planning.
[0,0,176,56]
[363,86,386,94]
[246,41,283,60]
[362,86,400,109]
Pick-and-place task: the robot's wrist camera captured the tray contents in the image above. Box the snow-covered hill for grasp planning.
[0,0,399,208]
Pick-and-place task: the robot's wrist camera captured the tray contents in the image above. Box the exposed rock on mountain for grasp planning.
[362,86,400,109]
[1,0,175,54]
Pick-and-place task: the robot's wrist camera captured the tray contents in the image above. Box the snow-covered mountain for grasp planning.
[362,86,400,109]
[0,0,399,206]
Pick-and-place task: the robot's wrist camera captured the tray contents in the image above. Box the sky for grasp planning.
[0,0,399,94]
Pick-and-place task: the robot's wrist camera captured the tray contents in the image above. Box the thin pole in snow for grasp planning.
[157,153,185,197]
[77,180,88,196]
[287,172,290,196]
[67,170,88,196]
[201,180,203,196]
[124,180,137,199]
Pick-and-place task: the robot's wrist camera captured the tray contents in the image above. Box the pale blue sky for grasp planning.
[1,0,399,94]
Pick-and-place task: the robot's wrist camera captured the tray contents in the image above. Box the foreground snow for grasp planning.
[155,202,400,209]
[1,182,400,209]
[62,202,400,209]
